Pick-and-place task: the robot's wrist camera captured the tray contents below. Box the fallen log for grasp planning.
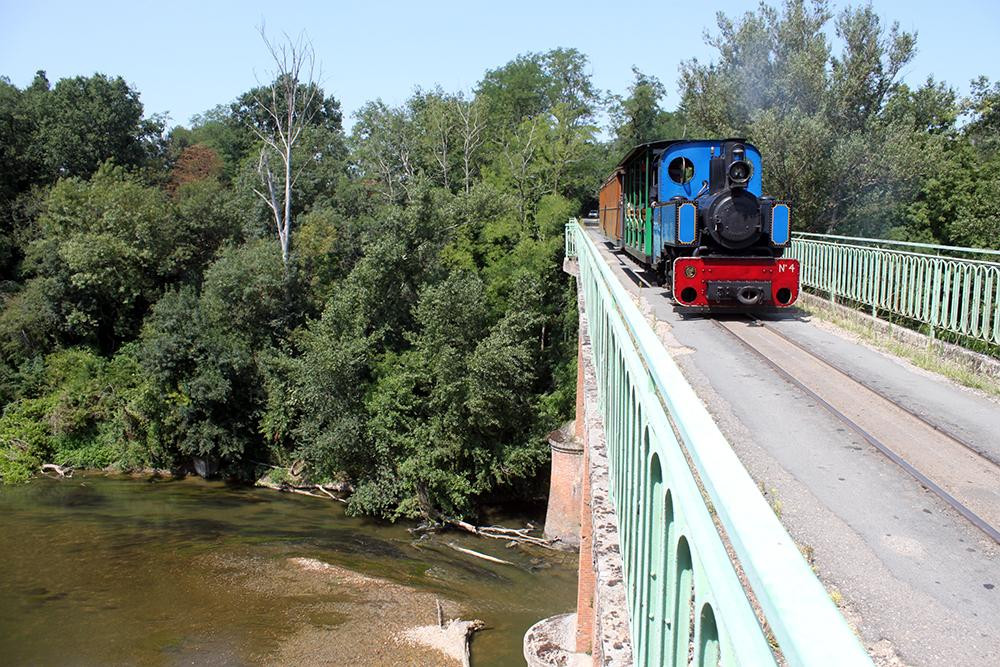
[256,477,349,503]
[312,484,347,503]
[459,618,486,667]
[441,518,560,550]
[41,463,73,478]
[447,542,514,566]
[257,478,324,499]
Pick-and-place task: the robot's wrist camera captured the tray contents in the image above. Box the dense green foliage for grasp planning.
[678,0,1000,246]
[1,2,997,516]
[0,53,585,519]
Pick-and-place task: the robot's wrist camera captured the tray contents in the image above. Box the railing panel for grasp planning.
[566,221,870,666]
[789,234,1000,345]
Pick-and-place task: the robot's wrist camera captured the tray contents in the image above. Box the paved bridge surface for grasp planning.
[526,222,999,667]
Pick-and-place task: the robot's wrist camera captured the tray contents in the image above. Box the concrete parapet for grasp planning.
[575,289,632,665]
[525,274,633,667]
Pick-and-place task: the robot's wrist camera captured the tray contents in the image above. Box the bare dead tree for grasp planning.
[501,119,540,227]
[248,27,322,266]
[547,106,587,197]
[430,112,452,191]
[454,96,485,194]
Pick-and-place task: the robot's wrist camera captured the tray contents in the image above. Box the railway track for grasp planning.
[714,315,1000,545]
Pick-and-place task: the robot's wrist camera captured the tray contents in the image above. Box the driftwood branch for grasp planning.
[442,517,559,550]
[256,477,349,503]
[447,542,514,566]
[41,463,73,478]
[460,619,486,667]
[404,606,485,667]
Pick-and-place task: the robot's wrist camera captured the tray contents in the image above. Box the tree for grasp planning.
[247,29,325,265]
[477,54,553,130]
[139,287,262,470]
[36,72,164,178]
[964,76,1000,152]
[496,116,546,227]
[21,164,174,352]
[477,48,599,132]
[169,105,256,182]
[0,72,163,279]
[199,240,299,349]
[167,143,223,192]
[679,0,924,234]
[293,206,360,305]
[0,76,43,210]
[0,77,40,278]
[410,88,458,190]
[610,68,688,154]
[7,163,243,356]
[454,94,486,194]
[889,78,1000,249]
[352,100,418,203]
[475,49,604,215]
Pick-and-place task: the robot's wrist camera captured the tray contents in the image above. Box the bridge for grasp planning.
[523,220,1000,666]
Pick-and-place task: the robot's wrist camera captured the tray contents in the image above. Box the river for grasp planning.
[0,474,578,666]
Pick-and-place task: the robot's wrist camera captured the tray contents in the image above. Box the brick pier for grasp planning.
[524,265,632,666]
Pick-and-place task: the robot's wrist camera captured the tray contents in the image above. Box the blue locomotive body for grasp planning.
[597,139,798,308]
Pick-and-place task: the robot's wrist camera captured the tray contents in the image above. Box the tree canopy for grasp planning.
[1,5,997,515]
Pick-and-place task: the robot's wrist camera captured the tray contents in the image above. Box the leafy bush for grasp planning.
[0,346,152,482]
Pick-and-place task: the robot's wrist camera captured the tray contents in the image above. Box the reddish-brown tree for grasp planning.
[168,144,223,193]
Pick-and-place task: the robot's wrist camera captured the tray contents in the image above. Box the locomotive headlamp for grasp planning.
[727,159,752,185]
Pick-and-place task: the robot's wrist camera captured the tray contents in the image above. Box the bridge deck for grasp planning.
[583,226,1000,666]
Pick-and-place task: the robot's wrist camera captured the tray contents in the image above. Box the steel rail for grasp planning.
[755,316,998,467]
[714,317,1000,546]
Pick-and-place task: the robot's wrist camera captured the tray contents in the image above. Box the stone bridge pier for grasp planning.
[524,258,632,666]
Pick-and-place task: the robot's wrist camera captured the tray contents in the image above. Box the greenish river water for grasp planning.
[0,474,578,666]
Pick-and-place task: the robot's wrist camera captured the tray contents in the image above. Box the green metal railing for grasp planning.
[565,220,577,258]
[566,220,871,667]
[790,233,1000,345]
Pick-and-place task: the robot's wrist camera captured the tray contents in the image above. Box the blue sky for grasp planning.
[2,0,998,130]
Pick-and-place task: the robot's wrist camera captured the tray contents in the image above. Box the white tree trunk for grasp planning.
[248,28,322,268]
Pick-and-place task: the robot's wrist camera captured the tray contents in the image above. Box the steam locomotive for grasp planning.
[598,139,799,308]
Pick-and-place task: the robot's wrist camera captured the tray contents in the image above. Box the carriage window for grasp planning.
[667,157,695,184]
